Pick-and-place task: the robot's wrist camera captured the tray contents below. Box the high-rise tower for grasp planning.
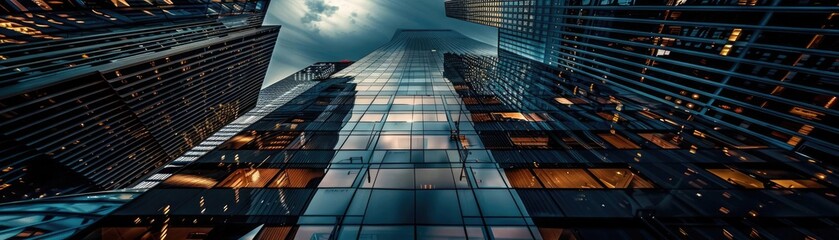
[446,0,839,161]
[0,0,278,202]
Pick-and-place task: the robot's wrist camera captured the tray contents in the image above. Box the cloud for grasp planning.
[262,0,498,87]
[300,0,339,32]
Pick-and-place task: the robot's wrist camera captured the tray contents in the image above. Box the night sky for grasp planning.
[261,0,498,87]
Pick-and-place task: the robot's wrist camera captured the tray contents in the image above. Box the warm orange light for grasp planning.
[728,28,742,42]
[719,44,733,56]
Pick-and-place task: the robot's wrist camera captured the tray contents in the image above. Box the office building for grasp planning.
[71,29,839,239]
[0,0,271,44]
[132,61,353,189]
[0,0,278,202]
[445,0,838,161]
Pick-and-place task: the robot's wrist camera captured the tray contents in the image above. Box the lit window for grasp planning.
[554,97,586,105]
[720,44,733,56]
[728,28,742,41]
[493,112,528,121]
[598,133,640,149]
[707,168,763,188]
[218,169,280,188]
[588,168,655,188]
[504,168,542,188]
[638,133,680,149]
[534,169,602,188]
[771,179,825,189]
[510,134,549,147]
[271,169,325,188]
[162,174,218,188]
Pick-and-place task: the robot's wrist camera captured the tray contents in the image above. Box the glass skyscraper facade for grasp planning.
[445,0,838,161]
[132,62,353,190]
[1,0,269,44]
[0,0,278,202]
[70,29,839,239]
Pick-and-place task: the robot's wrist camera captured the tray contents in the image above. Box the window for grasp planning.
[707,168,764,188]
[504,169,542,188]
[162,174,218,188]
[415,168,466,189]
[270,169,324,188]
[217,169,279,188]
[319,169,360,187]
[474,190,522,217]
[364,190,415,224]
[417,226,467,239]
[598,133,640,149]
[354,96,375,105]
[638,133,680,149]
[293,226,334,240]
[359,225,414,239]
[386,113,414,122]
[472,168,508,188]
[377,135,411,149]
[360,113,383,122]
[369,169,414,188]
[771,179,825,189]
[534,169,602,188]
[372,96,390,104]
[492,112,528,121]
[490,226,535,240]
[393,96,414,104]
[510,134,550,148]
[341,135,371,149]
[588,168,654,189]
[304,189,354,215]
[416,190,462,224]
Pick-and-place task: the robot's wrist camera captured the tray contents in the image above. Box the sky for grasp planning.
[261,0,498,87]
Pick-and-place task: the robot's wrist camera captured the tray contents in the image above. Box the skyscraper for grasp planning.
[0,62,351,239]
[132,61,353,190]
[0,0,271,44]
[0,0,278,202]
[445,0,838,161]
[71,29,839,239]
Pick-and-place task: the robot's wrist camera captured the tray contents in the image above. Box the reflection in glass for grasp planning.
[162,174,218,188]
[534,169,602,188]
[588,168,654,189]
[472,168,508,188]
[364,190,415,224]
[598,133,641,149]
[271,169,324,188]
[293,226,333,240]
[504,169,542,188]
[319,169,360,188]
[218,169,280,188]
[707,168,764,189]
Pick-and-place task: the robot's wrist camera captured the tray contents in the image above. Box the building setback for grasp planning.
[445,0,839,161]
[0,0,278,202]
[70,29,839,239]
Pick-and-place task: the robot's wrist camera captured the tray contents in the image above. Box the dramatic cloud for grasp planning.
[300,0,339,32]
[263,0,497,87]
